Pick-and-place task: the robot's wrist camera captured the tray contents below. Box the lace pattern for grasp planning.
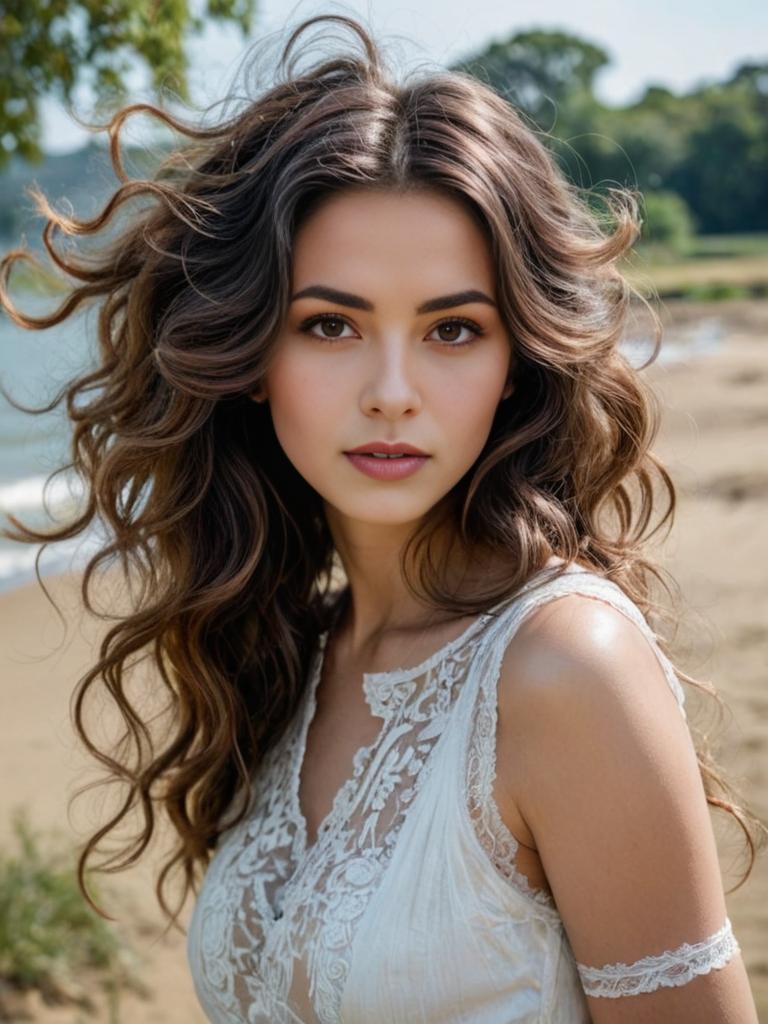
[575,916,740,997]
[188,562,697,1022]
[188,605,498,1023]
[464,631,560,916]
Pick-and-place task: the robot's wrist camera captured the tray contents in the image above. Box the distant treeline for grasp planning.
[453,32,768,239]
[1,29,766,249]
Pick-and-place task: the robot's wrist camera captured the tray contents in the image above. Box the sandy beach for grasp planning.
[1,297,767,1021]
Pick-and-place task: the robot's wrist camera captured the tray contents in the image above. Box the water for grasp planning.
[0,296,727,594]
[0,294,106,593]
[622,315,727,368]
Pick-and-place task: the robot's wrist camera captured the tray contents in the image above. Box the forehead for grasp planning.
[291,188,496,294]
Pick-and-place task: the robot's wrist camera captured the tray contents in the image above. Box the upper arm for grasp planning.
[496,594,757,1024]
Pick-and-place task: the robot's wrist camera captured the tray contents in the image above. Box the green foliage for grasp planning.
[450,33,768,235]
[1,18,766,239]
[639,190,696,253]
[0,0,257,168]
[668,72,768,233]
[0,807,146,1015]
[680,282,751,301]
[685,232,768,258]
[453,29,611,133]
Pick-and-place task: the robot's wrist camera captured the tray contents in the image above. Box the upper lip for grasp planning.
[345,441,429,456]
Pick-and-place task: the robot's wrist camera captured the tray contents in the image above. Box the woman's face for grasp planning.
[255,187,513,531]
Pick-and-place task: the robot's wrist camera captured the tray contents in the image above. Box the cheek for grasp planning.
[265,354,340,461]
[432,354,509,439]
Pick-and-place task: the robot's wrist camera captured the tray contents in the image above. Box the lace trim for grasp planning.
[189,563,696,1021]
[358,594,521,718]
[465,649,560,916]
[576,916,740,998]
[273,629,491,1023]
[464,568,689,920]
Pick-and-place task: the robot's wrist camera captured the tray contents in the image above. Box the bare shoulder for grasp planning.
[491,593,757,1022]
[494,590,692,824]
[498,588,677,713]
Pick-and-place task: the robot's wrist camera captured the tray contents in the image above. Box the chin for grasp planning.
[329,497,435,527]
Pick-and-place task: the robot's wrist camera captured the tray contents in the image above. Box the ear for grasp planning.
[249,387,268,403]
[501,380,514,401]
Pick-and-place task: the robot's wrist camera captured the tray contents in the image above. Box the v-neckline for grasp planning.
[288,589,522,863]
[286,556,586,863]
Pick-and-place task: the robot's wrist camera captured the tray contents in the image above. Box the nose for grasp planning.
[359,339,422,419]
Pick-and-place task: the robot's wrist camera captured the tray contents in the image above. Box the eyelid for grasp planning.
[298,310,485,345]
[300,312,357,333]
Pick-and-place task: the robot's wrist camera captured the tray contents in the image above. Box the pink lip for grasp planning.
[345,441,428,456]
[344,452,430,481]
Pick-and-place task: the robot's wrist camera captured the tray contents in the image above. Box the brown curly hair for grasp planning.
[1,12,764,936]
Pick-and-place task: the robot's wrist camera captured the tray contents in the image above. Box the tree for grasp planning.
[450,29,611,135]
[639,190,696,252]
[452,33,768,235]
[668,65,768,233]
[449,30,615,192]
[0,0,257,169]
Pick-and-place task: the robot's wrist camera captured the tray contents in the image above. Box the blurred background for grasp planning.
[0,1,766,1020]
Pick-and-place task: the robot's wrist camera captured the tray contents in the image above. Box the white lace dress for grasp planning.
[186,561,740,1022]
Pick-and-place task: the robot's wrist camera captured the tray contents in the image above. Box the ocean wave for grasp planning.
[0,472,85,514]
[0,523,108,593]
[0,536,84,589]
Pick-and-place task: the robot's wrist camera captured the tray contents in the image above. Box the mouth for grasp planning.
[344,442,430,458]
[347,452,424,460]
[343,450,430,480]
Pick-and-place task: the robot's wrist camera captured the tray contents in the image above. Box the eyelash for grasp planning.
[298,313,486,347]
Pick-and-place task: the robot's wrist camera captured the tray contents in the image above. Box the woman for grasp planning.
[0,12,762,1023]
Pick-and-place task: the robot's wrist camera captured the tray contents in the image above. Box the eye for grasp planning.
[297,313,486,346]
[299,313,357,342]
[426,317,485,347]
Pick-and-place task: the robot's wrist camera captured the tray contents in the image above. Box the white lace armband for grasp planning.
[575,916,740,998]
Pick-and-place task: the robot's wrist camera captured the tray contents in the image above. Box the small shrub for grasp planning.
[0,808,148,1021]
[639,190,696,255]
[680,282,750,301]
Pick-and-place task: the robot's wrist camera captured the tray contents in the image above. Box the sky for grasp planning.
[41,0,767,153]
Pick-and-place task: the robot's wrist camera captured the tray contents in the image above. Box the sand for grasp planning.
[1,297,767,1021]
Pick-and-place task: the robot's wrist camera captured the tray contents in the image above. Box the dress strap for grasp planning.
[482,564,687,720]
[460,564,691,914]
[460,564,690,920]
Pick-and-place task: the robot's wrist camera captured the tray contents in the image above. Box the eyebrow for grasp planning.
[290,285,497,314]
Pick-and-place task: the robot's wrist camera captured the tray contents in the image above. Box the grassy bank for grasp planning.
[0,809,149,1022]
[623,233,768,300]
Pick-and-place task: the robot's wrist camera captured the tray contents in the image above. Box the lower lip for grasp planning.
[344,453,430,480]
